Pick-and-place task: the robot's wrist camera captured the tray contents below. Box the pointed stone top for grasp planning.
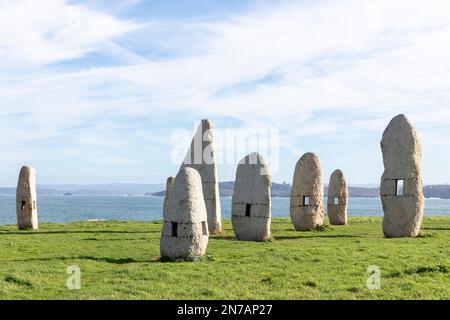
[239,152,266,165]
[330,169,344,180]
[382,114,416,140]
[167,167,206,222]
[201,119,213,130]
[328,169,347,197]
[381,114,421,176]
[393,114,408,121]
[295,153,322,173]
[238,152,271,177]
[19,166,36,175]
[292,152,323,194]
[175,167,200,188]
[301,152,319,161]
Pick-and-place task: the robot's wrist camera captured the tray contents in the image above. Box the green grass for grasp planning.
[0,216,449,300]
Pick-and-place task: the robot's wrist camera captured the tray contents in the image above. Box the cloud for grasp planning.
[0,0,140,67]
[66,0,450,126]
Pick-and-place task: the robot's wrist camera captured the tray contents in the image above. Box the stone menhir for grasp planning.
[380,114,424,238]
[181,119,222,233]
[163,176,174,217]
[160,167,209,260]
[231,153,271,241]
[327,169,348,225]
[16,166,38,230]
[290,153,324,231]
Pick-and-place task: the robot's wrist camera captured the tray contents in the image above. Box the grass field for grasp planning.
[0,217,449,300]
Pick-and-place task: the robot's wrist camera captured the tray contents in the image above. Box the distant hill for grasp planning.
[39,183,165,195]
[151,182,450,199]
[1,182,448,199]
[223,182,381,198]
[0,187,60,195]
[423,185,450,199]
[151,181,380,198]
[0,183,165,196]
[345,186,380,198]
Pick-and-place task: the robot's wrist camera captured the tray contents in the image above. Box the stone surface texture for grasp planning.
[380,114,424,238]
[327,169,348,225]
[181,119,222,233]
[231,153,271,241]
[16,166,38,230]
[290,153,324,231]
[160,167,209,260]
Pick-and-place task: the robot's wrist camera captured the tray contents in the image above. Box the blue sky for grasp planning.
[1,0,450,186]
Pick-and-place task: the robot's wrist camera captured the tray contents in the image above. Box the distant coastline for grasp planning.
[150,182,450,199]
[1,182,449,199]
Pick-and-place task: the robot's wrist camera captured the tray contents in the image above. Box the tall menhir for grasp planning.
[181,119,222,233]
[380,114,424,237]
[16,166,38,230]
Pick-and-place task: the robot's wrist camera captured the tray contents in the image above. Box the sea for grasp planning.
[0,195,449,225]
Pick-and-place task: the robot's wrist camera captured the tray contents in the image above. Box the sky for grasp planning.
[1,0,450,186]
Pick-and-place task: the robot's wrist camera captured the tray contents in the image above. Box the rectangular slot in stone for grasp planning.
[334,197,339,205]
[21,201,26,210]
[396,180,404,196]
[171,222,178,237]
[303,196,310,206]
[202,221,207,236]
[245,203,251,217]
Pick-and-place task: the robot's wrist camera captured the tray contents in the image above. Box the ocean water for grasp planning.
[0,195,449,225]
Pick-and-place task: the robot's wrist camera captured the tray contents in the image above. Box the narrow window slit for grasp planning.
[245,203,251,217]
[21,201,26,210]
[303,196,310,206]
[334,197,339,205]
[202,221,207,236]
[171,222,178,237]
[395,180,404,196]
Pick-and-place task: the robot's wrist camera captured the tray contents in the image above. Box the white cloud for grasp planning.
[0,0,140,67]
[64,0,450,132]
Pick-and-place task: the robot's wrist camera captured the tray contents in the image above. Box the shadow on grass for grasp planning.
[210,236,238,241]
[0,230,160,235]
[3,255,145,264]
[421,227,450,231]
[82,237,150,241]
[4,275,33,288]
[274,234,363,240]
[211,234,362,241]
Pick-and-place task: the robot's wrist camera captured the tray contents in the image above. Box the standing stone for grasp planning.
[160,167,209,260]
[181,119,222,233]
[327,169,348,225]
[290,153,324,231]
[231,153,271,241]
[162,176,174,217]
[380,114,424,238]
[16,166,38,230]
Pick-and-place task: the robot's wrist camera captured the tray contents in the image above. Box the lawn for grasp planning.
[0,217,449,300]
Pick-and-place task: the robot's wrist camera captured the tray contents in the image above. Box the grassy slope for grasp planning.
[0,217,449,300]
